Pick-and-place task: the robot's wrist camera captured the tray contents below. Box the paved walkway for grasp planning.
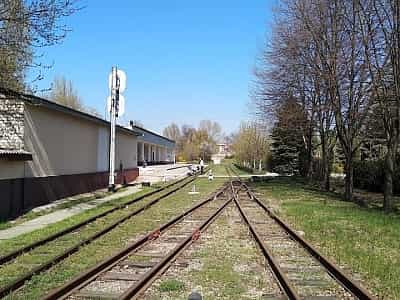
[0,185,141,240]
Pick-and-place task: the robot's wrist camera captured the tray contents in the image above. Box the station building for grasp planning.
[0,88,175,220]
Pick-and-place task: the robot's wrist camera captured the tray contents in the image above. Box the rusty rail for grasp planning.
[42,184,229,300]
[228,164,376,300]
[120,194,232,299]
[0,175,195,266]
[0,174,202,298]
[230,181,301,300]
[243,184,376,300]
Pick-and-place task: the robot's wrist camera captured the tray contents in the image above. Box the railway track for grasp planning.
[42,183,232,300]
[227,166,376,300]
[2,164,376,299]
[0,172,203,298]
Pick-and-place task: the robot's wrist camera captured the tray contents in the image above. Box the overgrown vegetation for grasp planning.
[145,205,276,300]
[353,159,400,195]
[252,178,400,299]
[208,160,253,176]
[1,178,225,299]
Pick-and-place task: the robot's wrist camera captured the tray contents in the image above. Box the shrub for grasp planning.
[353,159,400,195]
[234,163,254,174]
[332,163,344,174]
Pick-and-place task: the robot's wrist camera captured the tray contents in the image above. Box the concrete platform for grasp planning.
[136,163,196,184]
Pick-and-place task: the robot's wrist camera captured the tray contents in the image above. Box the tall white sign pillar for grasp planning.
[107,67,126,191]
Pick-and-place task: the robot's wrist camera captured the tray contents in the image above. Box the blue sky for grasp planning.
[32,1,276,135]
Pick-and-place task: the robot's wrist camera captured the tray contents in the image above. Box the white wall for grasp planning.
[0,161,24,179]
[24,104,137,177]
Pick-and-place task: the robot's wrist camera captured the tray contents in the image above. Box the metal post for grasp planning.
[109,67,118,191]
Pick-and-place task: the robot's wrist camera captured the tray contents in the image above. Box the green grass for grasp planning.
[0,188,122,227]
[251,177,400,299]
[0,186,154,255]
[158,279,185,292]
[209,159,253,176]
[0,222,11,230]
[0,178,187,255]
[2,178,226,299]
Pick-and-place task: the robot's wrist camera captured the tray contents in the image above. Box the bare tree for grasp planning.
[253,13,316,179]
[292,0,375,201]
[199,120,222,142]
[0,0,81,90]
[357,0,400,212]
[163,123,181,142]
[232,122,269,170]
[48,75,101,117]
[49,76,83,110]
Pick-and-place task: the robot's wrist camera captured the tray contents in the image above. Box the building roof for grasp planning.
[0,87,173,143]
[0,149,32,161]
[132,125,175,144]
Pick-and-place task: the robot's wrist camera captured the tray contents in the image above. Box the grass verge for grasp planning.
[251,177,400,299]
[3,178,225,299]
[209,159,253,176]
[0,186,154,255]
[0,185,135,228]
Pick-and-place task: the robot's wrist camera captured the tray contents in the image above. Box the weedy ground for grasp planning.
[1,177,225,299]
[209,160,250,176]
[142,205,280,300]
[251,177,400,299]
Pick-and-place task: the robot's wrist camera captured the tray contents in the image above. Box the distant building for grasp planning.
[212,143,232,164]
[217,143,231,155]
[0,88,175,220]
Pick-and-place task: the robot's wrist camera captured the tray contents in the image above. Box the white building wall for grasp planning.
[23,104,137,178]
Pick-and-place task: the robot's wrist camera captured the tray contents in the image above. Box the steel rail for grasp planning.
[0,175,194,266]
[0,174,202,298]
[242,184,376,300]
[227,164,376,300]
[42,184,229,300]
[230,181,301,300]
[120,196,232,300]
